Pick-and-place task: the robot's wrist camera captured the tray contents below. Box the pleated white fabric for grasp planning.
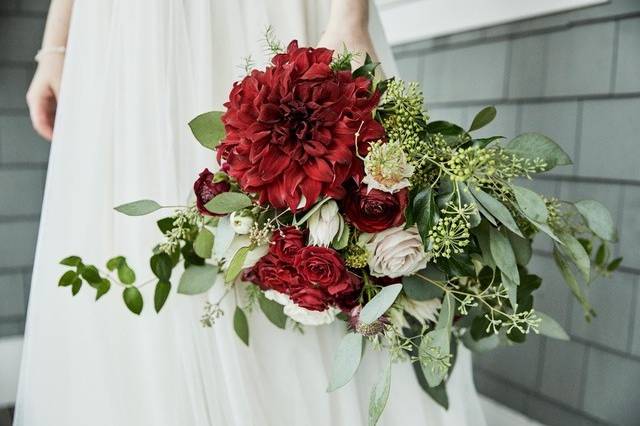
[14,1,486,425]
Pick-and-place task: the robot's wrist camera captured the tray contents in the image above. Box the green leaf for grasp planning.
[177,264,219,295]
[436,293,454,332]
[327,333,364,392]
[123,286,143,315]
[557,232,591,282]
[352,53,378,78]
[258,293,287,329]
[58,270,77,287]
[359,283,403,325]
[225,246,251,283]
[117,261,136,285]
[457,183,481,228]
[413,188,439,248]
[607,257,623,272]
[468,106,496,132]
[71,277,82,295]
[536,311,569,340]
[595,243,608,266]
[402,274,443,301]
[188,111,225,150]
[574,200,616,242]
[95,279,111,300]
[473,222,496,269]
[114,199,162,216]
[471,188,523,237]
[294,197,330,226]
[419,328,450,387]
[508,231,532,266]
[60,256,82,267]
[332,221,350,251]
[106,256,124,271]
[80,265,101,284]
[154,280,171,313]
[505,133,572,172]
[193,228,214,259]
[204,192,253,215]
[233,306,250,345]
[553,248,593,319]
[368,359,392,426]
[512,185,548,223]
[489,227,519,307]
[461,332,500,352]
[150,253,172,281]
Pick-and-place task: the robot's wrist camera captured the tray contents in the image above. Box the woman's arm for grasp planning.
[318,0,379,65]
[26,0,74,141]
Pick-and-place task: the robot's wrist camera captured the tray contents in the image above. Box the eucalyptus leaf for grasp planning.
[114,199,162,216]
[150,253,172,281]
[419,328,450,388]
[193,227,214,259]
[461,332,500,352]
[411,360,449,409]
[553,248,593,319]
[536,311,570,340]
[123,286,143,315]
[360,284,403,325]
[574,200,616,242]
[457,183,481,228]
[489,227,519,307]
[205,192,253,215]
[225,246,251,283]
[295,197,330,226]
[177,264,219,295]
[436,293,454,331]
[557,232,591,282]
[327,333,363,392]
[473,222,496,269]
[402,274,443,301]
[507,231,532,266]
[512,185,548,223]
[154,280,171,313]
[413,188,439,247]
[258,293,287,329]
[533,220,563,243]
[368,359,392,426]
[188,111,225,150]
[233,306,250,345]
[471,188,523,237]
[468,106,497,132]
[505,133,571,172]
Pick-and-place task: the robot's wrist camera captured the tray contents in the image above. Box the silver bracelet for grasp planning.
[34,46,66,62]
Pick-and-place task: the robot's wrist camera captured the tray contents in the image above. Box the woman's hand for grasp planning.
[26,54,64,141]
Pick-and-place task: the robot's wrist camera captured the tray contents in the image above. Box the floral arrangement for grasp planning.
[58,38,621,423]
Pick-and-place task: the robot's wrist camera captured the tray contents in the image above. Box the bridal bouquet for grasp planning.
[58,39,621,423]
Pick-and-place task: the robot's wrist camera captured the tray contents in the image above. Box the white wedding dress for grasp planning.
[14,1,486,425]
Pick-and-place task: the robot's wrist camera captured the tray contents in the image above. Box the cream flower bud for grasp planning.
[230,211,254,235]
[308,200,343,247]
[365,226,429,278]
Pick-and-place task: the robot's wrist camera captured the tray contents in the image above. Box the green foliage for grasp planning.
[177,264,218,295]
[193,228,214,259]
[154,280,171,313]
[225,246,251,283]
[471,187,523,237]
[233,306,250,346]
[359,284,403,325]
[468,106,496,132]
[150,253,172,281]
[188,111,225,150]
[512,185,548,223]
[574,200,617,241]
[368,359,392,426]
[123,286,143,315]
[505,133,571,172]
[258,293,287,329]
[489,227,519,307]
[536,311,569,340]
[327,333,363,392]
[411,188,439,249]
[106,256,136,285]
[114,199,162,216]
[204,192,253,214]
[402,273,444,301]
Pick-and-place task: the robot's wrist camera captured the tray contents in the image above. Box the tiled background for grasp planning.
[0,0,639,425]
[393,1,640,425]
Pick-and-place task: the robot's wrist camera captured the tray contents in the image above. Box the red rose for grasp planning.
[294,246,351,296]
[290,287,329,311]
[271,226,306,262]
[217,40,384,211]
[251,254,298,294]
[193,168,230,216]
[344,184,408,232]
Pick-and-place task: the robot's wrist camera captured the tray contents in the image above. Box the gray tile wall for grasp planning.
[0,0,48,337]
[393,2,640,425]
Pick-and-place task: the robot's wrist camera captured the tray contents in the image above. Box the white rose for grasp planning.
[230,211,254,235]
[283,303,338,326]
[365,226,429,278]
[308,200,343,247]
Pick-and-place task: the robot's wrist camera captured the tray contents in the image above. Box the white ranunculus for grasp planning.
[308,200,343,247]
[264,289,338,326]
[283,303,339,326]
[365,226,429,278]
[230,211,254,235]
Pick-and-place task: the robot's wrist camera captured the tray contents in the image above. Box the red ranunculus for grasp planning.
[193,168,230,216]
[333,272,363,311]
[344,184,408,232]
[271,226,306,263]
[251,254,298,294]
[294,246,352,297]
[217,40,384,211]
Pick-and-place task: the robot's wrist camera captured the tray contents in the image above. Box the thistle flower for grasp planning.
[362,141,414,193]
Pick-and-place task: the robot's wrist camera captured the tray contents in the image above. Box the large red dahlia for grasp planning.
[217,40,384,211]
